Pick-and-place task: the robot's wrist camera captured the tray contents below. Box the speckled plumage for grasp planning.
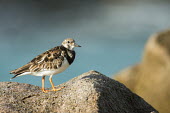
[10,46,75,77]
[10,38,81,92]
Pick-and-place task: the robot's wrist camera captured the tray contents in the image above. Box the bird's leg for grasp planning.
[49,75,65,91]
[42,76,50,93]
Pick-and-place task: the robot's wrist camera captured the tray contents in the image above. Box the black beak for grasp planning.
[74,43,81,47]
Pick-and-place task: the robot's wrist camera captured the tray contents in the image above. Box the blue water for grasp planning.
[1,0,170,87]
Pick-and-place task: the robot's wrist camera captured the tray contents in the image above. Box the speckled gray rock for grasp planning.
[0,71,158,113]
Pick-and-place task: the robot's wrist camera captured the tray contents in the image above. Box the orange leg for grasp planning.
[42,76,50,93]
[49,75,65,91]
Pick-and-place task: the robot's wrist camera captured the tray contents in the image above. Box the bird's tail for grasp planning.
[10,74,20,80]
[10,63,31,80]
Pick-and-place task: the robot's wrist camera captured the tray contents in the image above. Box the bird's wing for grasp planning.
[10,46,66,75]
[29,46,66,72]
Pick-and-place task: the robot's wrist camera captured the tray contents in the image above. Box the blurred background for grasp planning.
[1,0,170,87]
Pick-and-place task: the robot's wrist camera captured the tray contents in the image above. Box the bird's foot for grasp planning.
[52,86,65,92]
[42,89,51,93]
[42,86,65,93]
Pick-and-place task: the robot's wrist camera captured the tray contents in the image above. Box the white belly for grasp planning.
[22,59,70,76]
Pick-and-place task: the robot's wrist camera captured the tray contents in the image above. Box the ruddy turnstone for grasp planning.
[10,38,81,93]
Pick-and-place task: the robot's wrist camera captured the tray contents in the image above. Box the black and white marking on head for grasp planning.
[62,38,81,50]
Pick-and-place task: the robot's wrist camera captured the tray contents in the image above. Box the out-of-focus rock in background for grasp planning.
[114,29,170,113]
[0,71,157,113]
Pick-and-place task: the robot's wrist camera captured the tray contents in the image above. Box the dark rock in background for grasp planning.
[0,71,157,113]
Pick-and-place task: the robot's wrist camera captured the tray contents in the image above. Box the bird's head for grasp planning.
[62,38,81,50]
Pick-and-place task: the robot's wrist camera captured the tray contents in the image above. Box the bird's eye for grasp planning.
[67,41,70,43]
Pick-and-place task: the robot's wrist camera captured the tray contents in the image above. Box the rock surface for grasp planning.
[0,71,157,113]
[114,29,170,113]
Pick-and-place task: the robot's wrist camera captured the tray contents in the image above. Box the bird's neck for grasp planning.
[61,45,74,51]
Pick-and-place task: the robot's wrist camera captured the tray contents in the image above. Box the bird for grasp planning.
[10,38,81,93]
